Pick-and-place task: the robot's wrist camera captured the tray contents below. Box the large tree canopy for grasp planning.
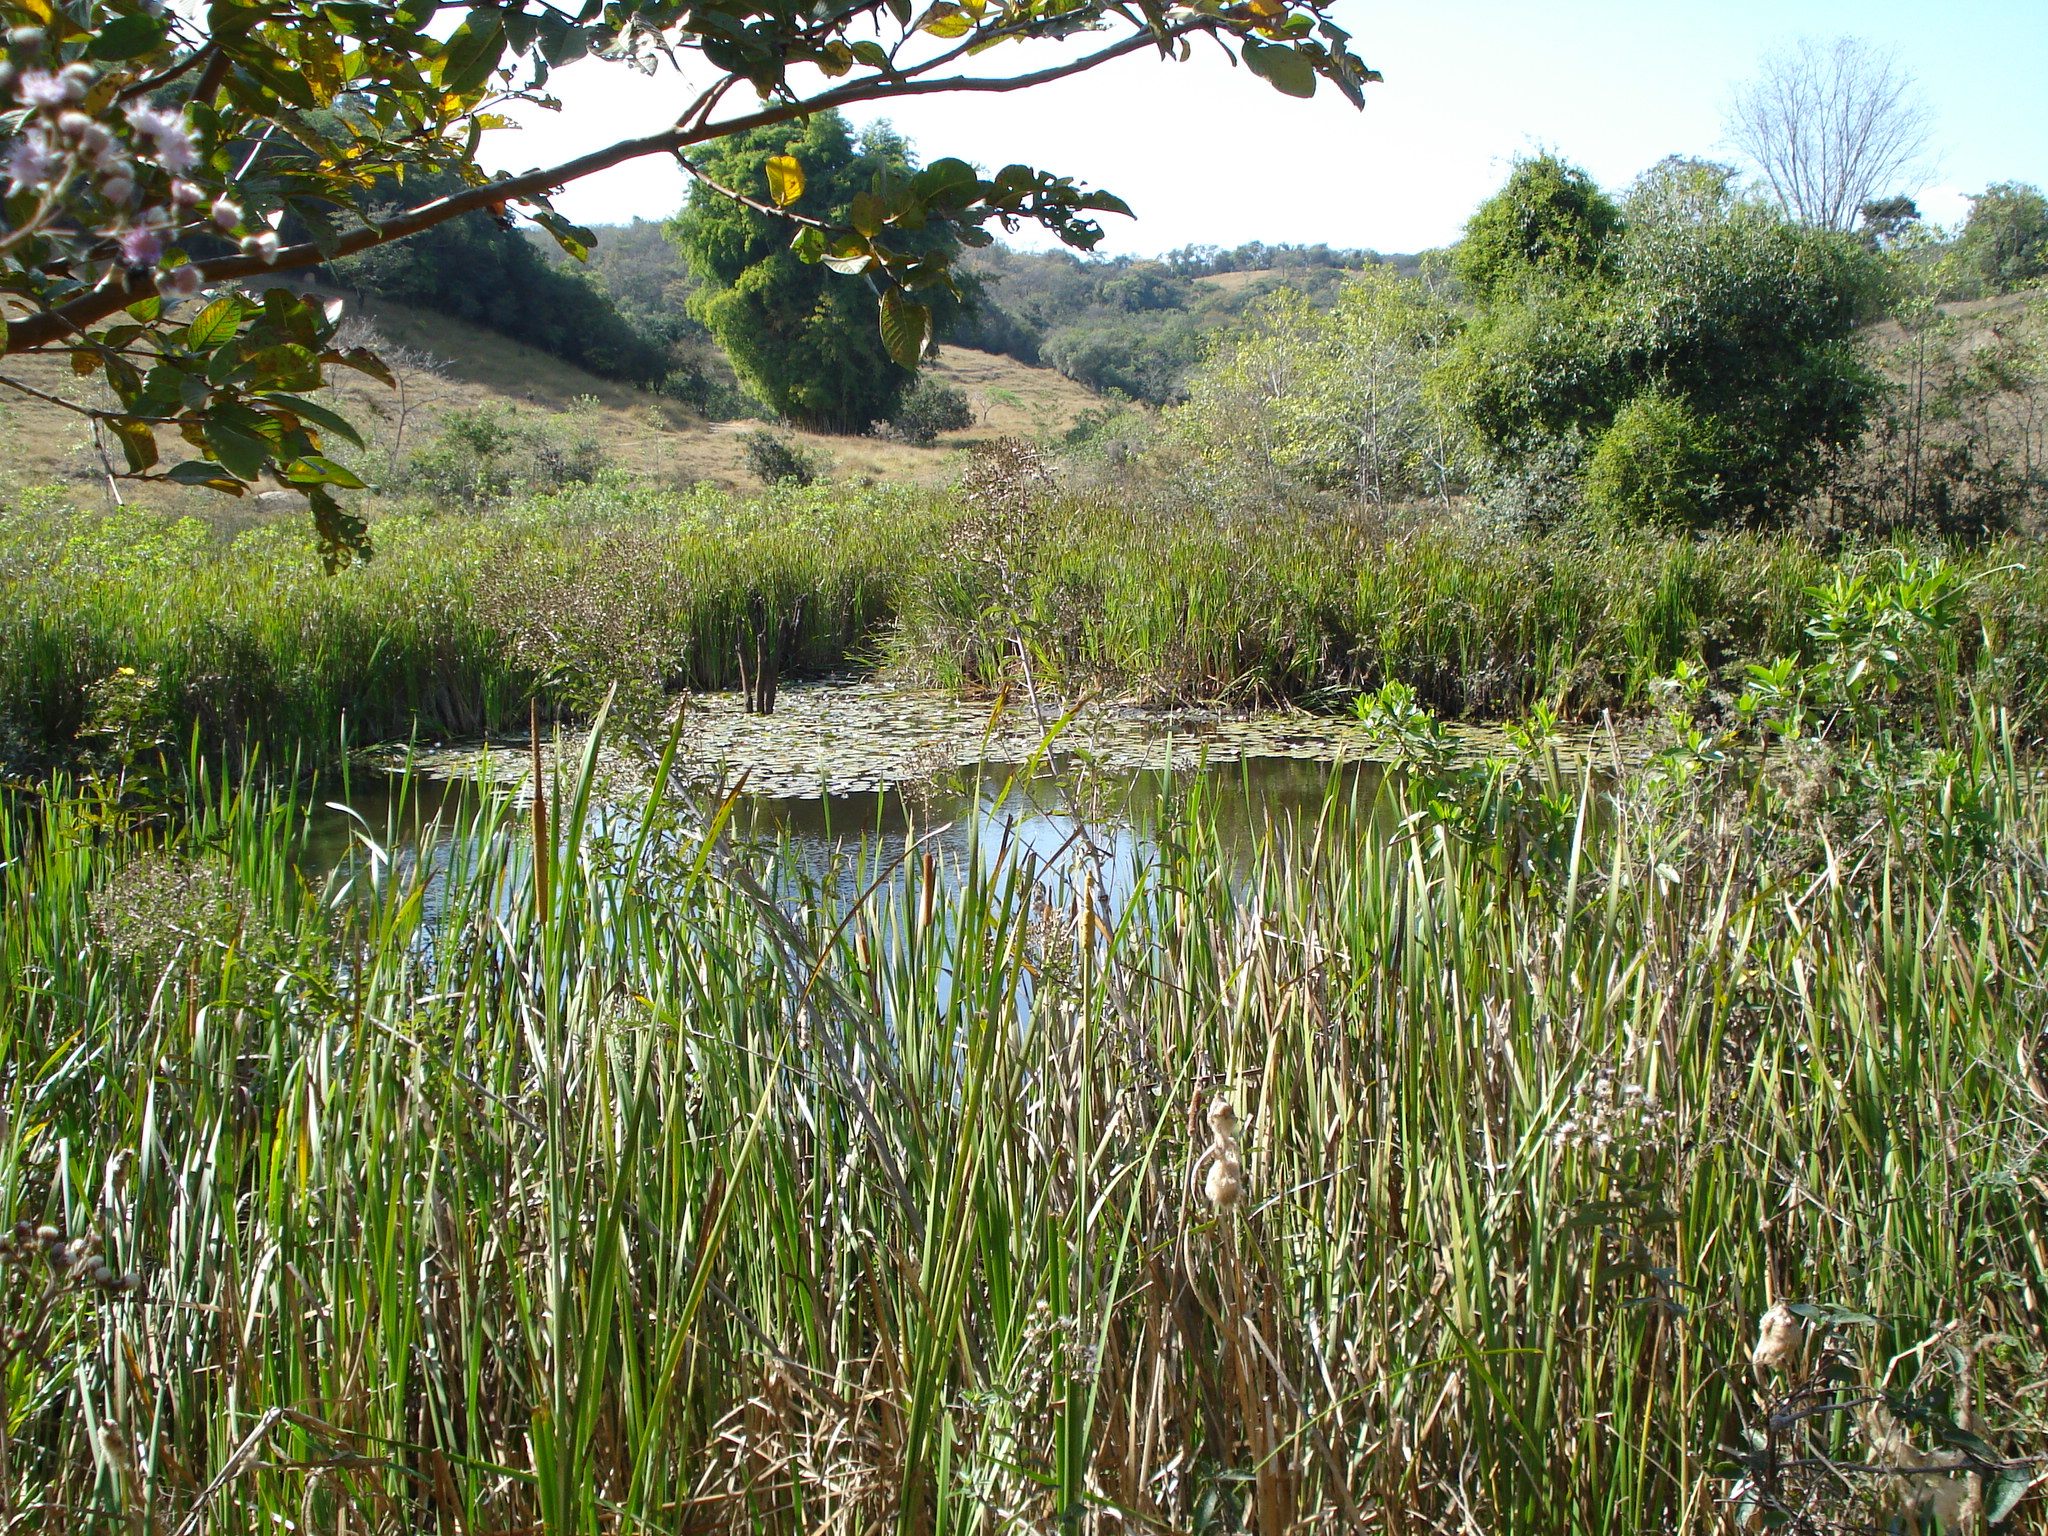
[0,0,1379,564]
[673,114,958,432]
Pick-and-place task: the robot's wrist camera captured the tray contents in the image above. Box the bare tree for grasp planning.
[1723,36,1936,231]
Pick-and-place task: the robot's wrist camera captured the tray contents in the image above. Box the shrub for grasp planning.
[401,403,611,512]
[1172,274,1462,504]
[1453,154,1622,302]
[1956,183,2048,296]
[1583,393,1728,528]
[743,430,823,487]
[887,378,975,446]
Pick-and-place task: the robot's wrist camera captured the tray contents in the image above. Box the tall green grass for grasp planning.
[1,713,2042,1531]
[11,476,2048,772]
[0,480,938,764]
[894,495,2048,721]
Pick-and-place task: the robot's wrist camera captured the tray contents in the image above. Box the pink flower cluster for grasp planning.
[3,42,230,301]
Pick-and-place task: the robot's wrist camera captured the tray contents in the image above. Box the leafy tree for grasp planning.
[0,0,1378,564]
[1438,159,1885,527]
[1173,274,1459,503]
[1451,154,1622,303]
[1956,183,2048,295]
[888,376,973,445]
[334,173,669,384]
[674,115,949,432]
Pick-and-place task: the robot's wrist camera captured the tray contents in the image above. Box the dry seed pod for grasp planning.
[1751,1302,1805,1373]
[1204,1154,1243,1210]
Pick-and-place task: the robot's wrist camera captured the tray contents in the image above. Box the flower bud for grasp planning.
[170,178,202,205]
[211,196,242,231]
[156,264,204,300]
[240,230,278,263]
[55,108,90,138]
[99,174,134,205]
[7,26,46,49]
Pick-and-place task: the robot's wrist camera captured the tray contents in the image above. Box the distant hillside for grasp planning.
[527,221,1417,408]
[0,289,1108,516]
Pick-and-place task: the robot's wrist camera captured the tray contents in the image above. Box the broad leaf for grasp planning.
[879,287,930,368]
[765,155,806,207]
[187,297,244,352]
[1243,40,1316,97]
[106,417,158,473]
[85,12,168,58]
[282,455,368,488]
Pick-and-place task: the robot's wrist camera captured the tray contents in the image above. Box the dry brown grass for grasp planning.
[0,284,1106,516]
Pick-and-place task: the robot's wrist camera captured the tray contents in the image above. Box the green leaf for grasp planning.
[281,455,367,488]
[849,190,887,237]
[105,416,158,473]
[261,393,365,449]
[1076,189,1136,218]
[207,423,272,481]
[163,460,241,491]
[186,296,243,352]
[1988,1467,2033,1525]
[913,157,979,207]
[86,12,169,59]
[823,249,873,275]
[534,211,596,260]
[791,226,826,263]
[764,155,806,207]
[440,11,507,95]
[1243,40,1316,98]
[879,287,930,368]
[851,39,892,69]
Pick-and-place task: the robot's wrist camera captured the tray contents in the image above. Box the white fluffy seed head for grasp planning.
[1206,1095,1238,1141]
[1205,1153,1243,1210]
[1751,1302,1805,1373]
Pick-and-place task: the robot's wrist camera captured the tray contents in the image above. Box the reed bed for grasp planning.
[12,477,2048,772]
[2,710,2044,1533]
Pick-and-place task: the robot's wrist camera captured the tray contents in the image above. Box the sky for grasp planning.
[479,0,2048,258]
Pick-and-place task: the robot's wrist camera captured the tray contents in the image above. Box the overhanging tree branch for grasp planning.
[4,25,1187,353]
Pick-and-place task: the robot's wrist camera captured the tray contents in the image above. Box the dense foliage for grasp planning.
[333,176,670,385]
[672,115,960,431]
[1957,182,2048,296]
[0,0,1376,559]
[1436,154,1887,527]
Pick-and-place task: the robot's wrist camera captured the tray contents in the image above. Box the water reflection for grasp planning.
[305,754,1394,924]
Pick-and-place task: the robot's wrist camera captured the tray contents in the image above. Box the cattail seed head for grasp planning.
[1205,1153,1243,1210]
[1206,1095,1238,1141]
[1751,1302,1805,1373]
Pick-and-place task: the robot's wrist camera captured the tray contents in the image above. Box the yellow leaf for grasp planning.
[765,155,805,207]
[921,4,973,37]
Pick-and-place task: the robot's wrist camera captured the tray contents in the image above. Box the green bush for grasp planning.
[1437,159,1886,528]
[674,115,960,432]
[1452,153,1621,302]
[401,403,610,512]
[1583,393,1727,528]
[742,430,823,487]
[888,377,975,445]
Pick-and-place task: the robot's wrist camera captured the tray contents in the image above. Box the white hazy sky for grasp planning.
[480,0,2048,257]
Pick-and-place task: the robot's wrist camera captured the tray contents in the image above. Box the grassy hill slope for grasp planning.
[0,288,1107,515]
